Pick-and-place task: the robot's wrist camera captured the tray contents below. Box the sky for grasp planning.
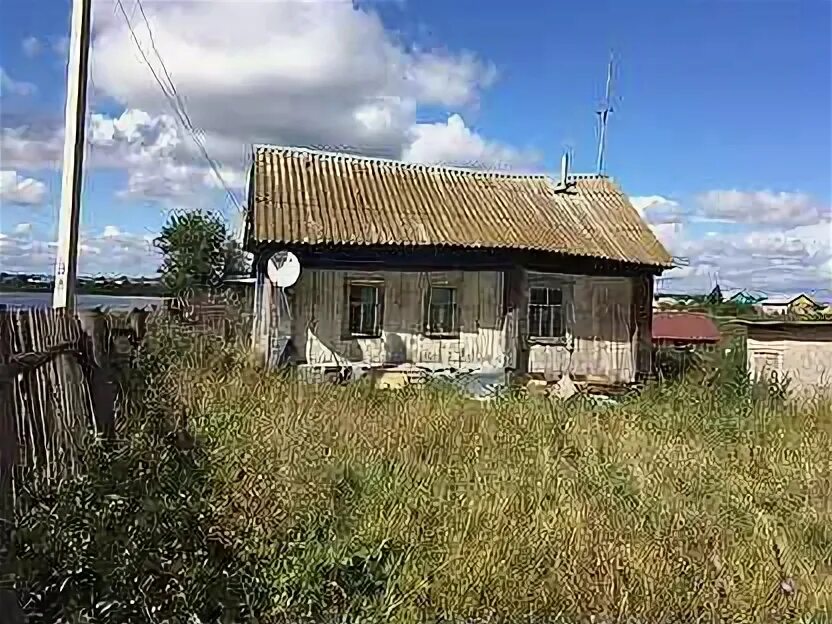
[0,0,830,299]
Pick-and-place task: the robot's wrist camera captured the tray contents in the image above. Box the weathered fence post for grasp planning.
[78,308,116,438]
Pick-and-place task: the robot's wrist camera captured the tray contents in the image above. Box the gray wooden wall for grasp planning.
[275,267,640,383]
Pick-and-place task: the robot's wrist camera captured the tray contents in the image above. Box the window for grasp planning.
[528,286,565,340]
[346,283,383,337]
[423,286,459,337]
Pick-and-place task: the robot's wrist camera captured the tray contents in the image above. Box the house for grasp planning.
[243,145,673,386]
[652,312,721,349]
[761,294,822,317]
[726,289,768,306]
[731,319,832,396]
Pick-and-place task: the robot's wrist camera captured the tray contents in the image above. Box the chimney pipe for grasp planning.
[560,151,569,186]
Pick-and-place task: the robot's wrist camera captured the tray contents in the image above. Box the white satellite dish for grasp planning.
[266,250,301,287]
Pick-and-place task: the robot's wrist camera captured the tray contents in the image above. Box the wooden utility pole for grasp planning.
[53,0,93,310]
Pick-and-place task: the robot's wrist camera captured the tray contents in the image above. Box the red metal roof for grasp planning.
[652,312,721,343]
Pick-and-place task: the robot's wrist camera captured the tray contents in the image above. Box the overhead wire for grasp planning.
[113,0,244,215]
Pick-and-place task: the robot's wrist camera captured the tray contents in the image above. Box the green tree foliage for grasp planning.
[154,211,244,297]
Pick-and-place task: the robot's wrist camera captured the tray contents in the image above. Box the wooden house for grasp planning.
[243,146,673,386]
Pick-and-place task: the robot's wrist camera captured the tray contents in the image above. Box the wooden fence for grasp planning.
[0,297,251,620]
[0,308,151,499]
[0,297,251,496]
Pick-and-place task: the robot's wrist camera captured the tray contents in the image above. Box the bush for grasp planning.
[4,405,262,623]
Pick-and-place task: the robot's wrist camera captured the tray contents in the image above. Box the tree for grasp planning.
[154,210,242,297]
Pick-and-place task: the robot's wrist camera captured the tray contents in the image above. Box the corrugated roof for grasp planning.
[653,312,721,343]
[249,145,673,267]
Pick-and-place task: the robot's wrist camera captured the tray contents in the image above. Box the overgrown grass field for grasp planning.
[9,322,832,623]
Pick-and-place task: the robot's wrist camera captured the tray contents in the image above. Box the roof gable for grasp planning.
[249,145,673,268]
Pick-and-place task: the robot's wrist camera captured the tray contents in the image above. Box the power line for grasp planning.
[114,0,244,214]
[129,0,241,213]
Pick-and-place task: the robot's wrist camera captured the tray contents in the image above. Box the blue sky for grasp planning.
[1,0,830,298]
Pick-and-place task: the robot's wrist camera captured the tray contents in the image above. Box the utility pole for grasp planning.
[596,52,615,175]
[52,0,93,310]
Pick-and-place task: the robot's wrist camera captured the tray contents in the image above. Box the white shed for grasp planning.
[732,320,832,397]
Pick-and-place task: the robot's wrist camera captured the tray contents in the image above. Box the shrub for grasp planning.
[4,407,262,623]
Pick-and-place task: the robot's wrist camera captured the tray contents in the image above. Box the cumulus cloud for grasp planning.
[696,189,829,227]
[0,170,47,205]
[13,223,32,235]
[0,227,159,276]
[631,188,831,297]
[629,195,690,225]
[89,0,509,166]
[52,37,69,56]
[406,51,497,107]
[22,36,41,57]
[403,114,540,169]
[0,68,36,97]
[2,1,532,202]
[0,124,65,170]
[656,218,831,298]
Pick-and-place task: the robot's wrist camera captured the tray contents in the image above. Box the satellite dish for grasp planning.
[266,250,301,287]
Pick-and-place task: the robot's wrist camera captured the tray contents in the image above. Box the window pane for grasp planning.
[547,288,563,305]
[530,288,548,305]
[349,285,375,304]
[425,287,457,334]
[348,285,380,335]
[529,305,554,337]
[430,303,453,333]
[431,287,454,305]
[551,305,563,337]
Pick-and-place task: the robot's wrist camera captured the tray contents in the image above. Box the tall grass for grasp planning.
[132,322,832,623]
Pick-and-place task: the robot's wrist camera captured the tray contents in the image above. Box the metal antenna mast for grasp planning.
[596,52,614,174]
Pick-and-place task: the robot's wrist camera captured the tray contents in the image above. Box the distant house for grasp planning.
[652,312,721,349]
[761,294,822,317]
[726,290,768,306]
[244,145,673,386]
[731,319,832,396]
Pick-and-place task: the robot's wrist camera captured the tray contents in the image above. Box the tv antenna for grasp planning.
[596,52,615,174]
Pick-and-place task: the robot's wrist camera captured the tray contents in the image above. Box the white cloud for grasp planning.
[657,220,832,299]
[634,188,831,297]
[406,51,497,107]
[89,0,511,169]
[22,37,42,57]
[630,195,669,215]
[696,189,829,227]
[102,225,122,238]
[403,114,540,169]
[0,228,159,276]
[0,170,47,205]
[3,2,530,203]
[52,36,69,56]
[0,68,36,97]
[629,195,689,225]
[13,223,32,235]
